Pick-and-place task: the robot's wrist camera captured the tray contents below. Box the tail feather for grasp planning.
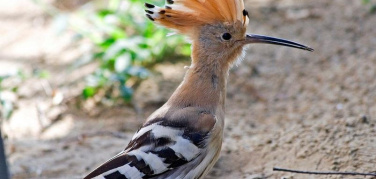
[84,153,146,179]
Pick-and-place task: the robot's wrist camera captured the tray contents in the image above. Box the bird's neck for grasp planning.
[167,49,231,113]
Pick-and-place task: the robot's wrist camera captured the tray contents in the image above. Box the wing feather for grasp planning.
[84,108,216,179]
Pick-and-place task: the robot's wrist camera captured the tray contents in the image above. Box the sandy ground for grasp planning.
[1,0,376,179]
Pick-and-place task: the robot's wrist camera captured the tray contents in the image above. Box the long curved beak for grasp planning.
[246,34,314,52]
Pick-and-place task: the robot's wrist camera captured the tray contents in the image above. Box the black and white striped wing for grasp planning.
[84,114,216,179]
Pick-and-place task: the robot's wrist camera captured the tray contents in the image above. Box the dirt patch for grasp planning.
[1,0,376,179]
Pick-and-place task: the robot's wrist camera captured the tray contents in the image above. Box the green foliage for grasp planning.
[0,70,25,120]
[71,0,190,103]
[362,0,376,13]
[33,69,50,79]
[0,66,52,120]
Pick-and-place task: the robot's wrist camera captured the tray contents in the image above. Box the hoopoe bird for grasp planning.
[84,0,313,178]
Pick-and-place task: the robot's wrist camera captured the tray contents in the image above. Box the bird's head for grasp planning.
[145,0,313,65]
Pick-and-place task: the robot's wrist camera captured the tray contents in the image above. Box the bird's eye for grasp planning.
[221,33,232,40]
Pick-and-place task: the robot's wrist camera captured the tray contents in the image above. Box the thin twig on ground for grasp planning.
[273,167,376,177]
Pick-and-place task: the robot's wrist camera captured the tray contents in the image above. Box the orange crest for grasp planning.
[145,0,249,35]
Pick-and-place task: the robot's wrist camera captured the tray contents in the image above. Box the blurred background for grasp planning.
[0,0,376,178]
